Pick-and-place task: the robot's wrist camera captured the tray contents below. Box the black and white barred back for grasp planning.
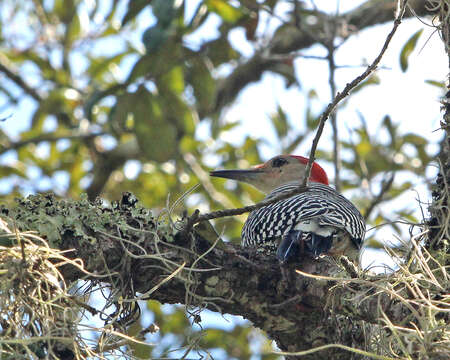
[241,182,366,252]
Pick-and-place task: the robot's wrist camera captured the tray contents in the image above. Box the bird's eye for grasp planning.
[272,157,288,168]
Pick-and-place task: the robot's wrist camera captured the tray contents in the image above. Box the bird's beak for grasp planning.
[210,169,264,183]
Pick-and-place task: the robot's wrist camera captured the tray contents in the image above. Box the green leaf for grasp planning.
[425,79,445,89]
[206,36,240,66]
[400,29,423,72]
[159,93,195,135]
[355,139,372,157]
[160,66,184,94]
[382,115,397,142]
[396,210,418,224]
[128,342,152,360]
[383,183,411,202]
[0,165,26,178]
[146,300,163,323]
[270,105,289,138]
[53,0,76,24]
[132,86,177,162]
[86,52,129,80]
[98,24,120,37]
[179,136,200,153]
[185,57,216,115]
[108,92,137,134]
[6,49,61,83]
[220,122,240,132]
[305,90,319,130]
[65,12,81,45]
[403,133,427,146]
[351,74,380,94]
[306,111,319,130]
[127,43,181,83]
[205,0,244,23]
[153,0,176,27]
[142,24,169,53]
[284,135,305,154]
[126,323,153,359]
[200,326,252,358]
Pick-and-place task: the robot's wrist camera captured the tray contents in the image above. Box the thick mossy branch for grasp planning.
[1,193,161,278]
[1,192,448,359]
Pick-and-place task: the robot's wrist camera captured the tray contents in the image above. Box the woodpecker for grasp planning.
[210,155,365,262]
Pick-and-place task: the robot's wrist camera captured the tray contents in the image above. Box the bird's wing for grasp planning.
[242,186,365,248]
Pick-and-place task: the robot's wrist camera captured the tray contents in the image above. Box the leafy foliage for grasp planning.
[400,29,423,72]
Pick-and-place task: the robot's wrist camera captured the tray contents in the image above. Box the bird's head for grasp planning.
[210,154,329,194]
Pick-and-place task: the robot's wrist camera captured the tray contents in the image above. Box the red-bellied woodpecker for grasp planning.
[210,155,365,262]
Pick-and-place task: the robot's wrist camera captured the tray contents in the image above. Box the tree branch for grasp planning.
[213,0,431,112]
[0,55,42,102]
[0,132,105,155]
[2,192,443,359]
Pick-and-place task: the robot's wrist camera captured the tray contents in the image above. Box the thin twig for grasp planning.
[193,0,408,225]
[193,184,309,224]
